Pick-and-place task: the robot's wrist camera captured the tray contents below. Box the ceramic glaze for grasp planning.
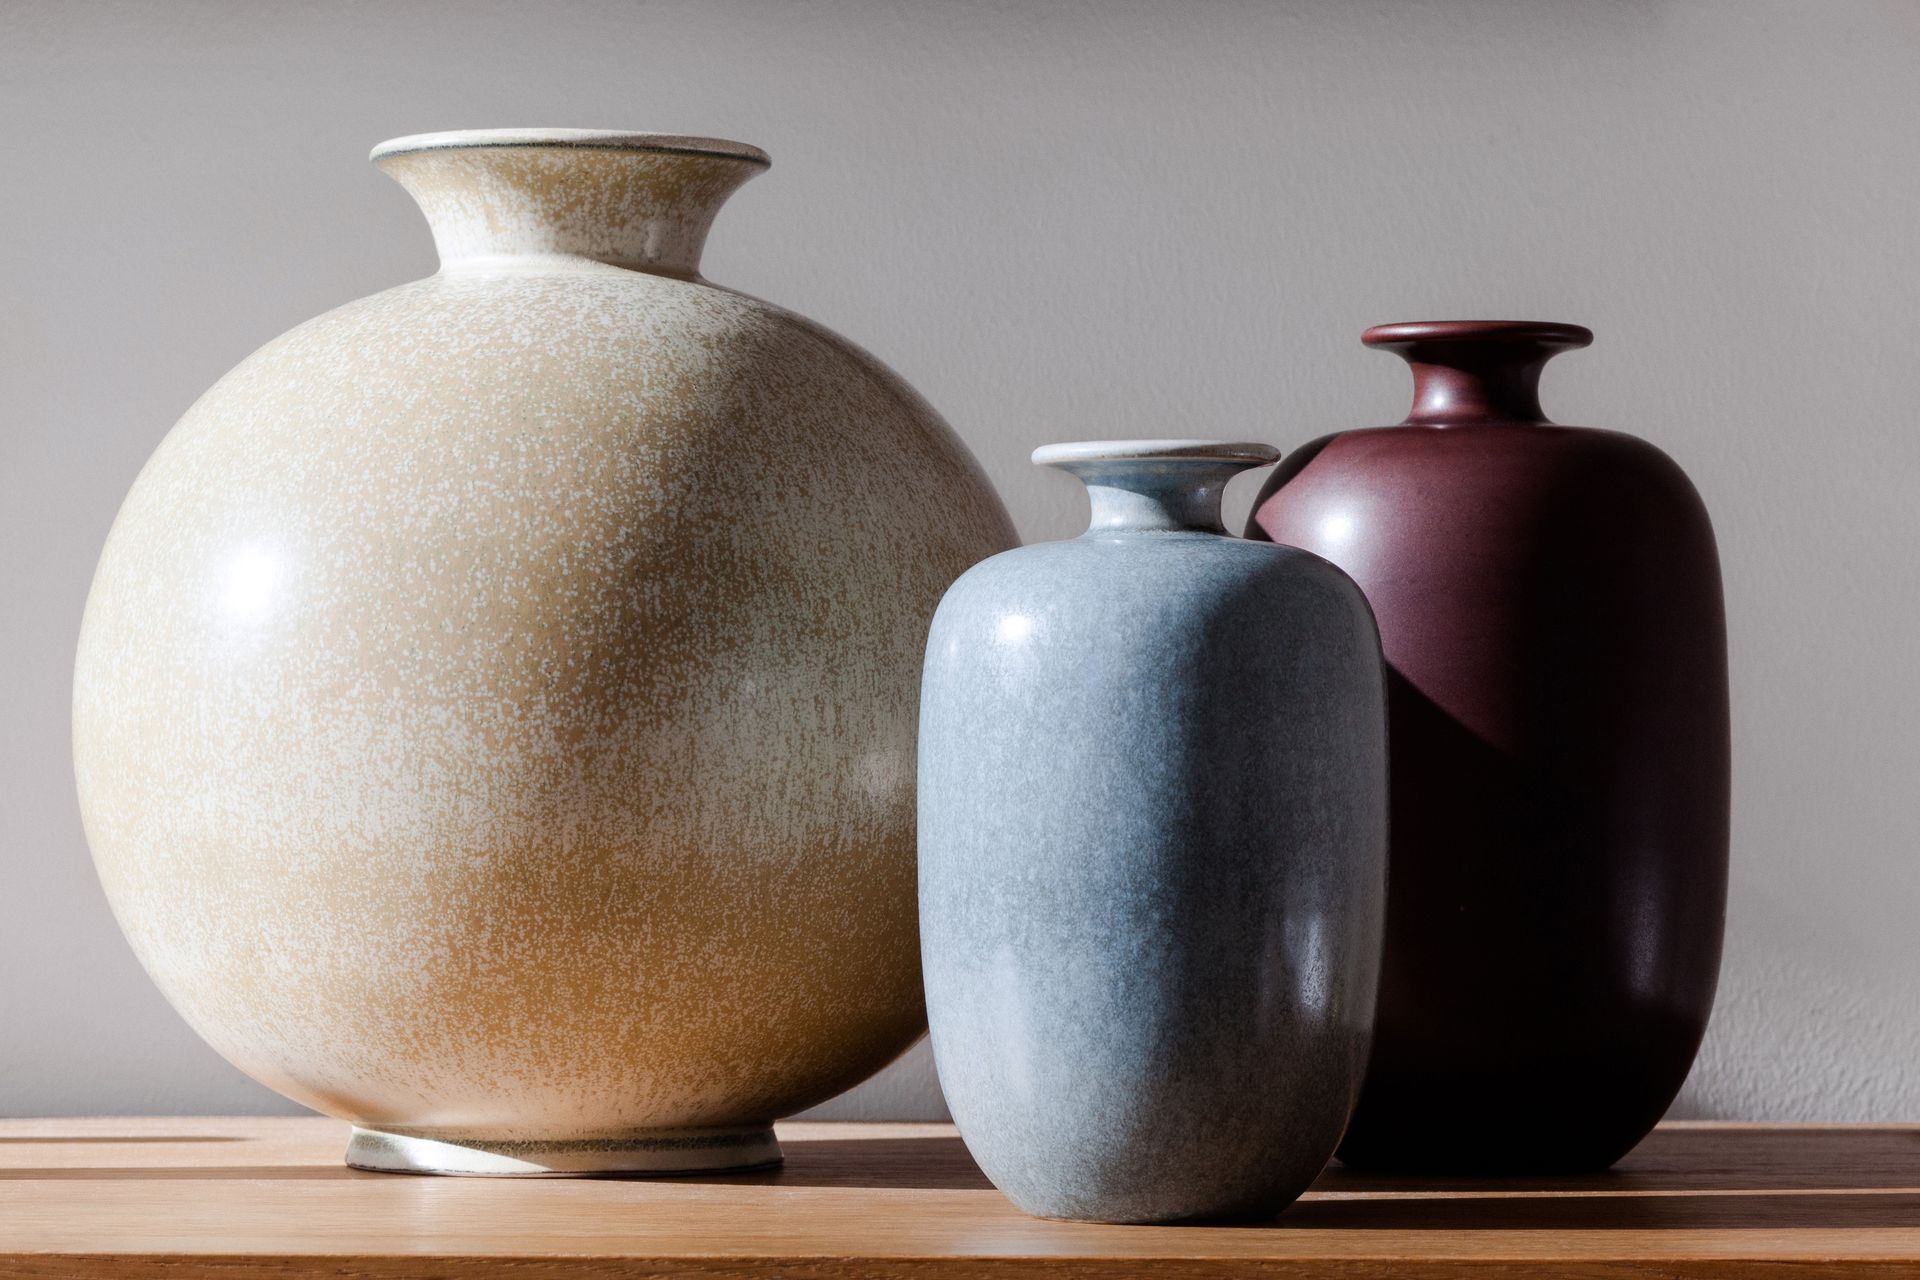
[73,130,1016,1174]
[919,441,1387,1223]
[1248,322,1729,1173]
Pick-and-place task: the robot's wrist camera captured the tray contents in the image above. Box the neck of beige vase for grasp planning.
[376,144,766,277]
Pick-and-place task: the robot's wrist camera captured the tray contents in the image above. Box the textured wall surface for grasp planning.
[3,0,1918,1123]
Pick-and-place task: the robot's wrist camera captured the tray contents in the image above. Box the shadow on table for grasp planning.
[702,1126,1920,1234]
[0,1136,989,1185]
[0,1165,364,1180]
[1319,1127,1920,1194]
[0,1135,244,1144]
[694,1135,996,1191]
[1280,1190,1920,1231]
[1289,1127,1920,1232]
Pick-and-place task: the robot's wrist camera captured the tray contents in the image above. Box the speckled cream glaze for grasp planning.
[72,131,1016,1169]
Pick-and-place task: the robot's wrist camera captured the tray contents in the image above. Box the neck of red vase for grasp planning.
[1401,356,1550,426]
[1364,320,1593,428]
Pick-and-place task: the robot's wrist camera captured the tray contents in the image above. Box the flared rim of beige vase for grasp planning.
[370,128,772,167]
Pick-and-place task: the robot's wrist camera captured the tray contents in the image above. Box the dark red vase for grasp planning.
[1248,321,1728,1173]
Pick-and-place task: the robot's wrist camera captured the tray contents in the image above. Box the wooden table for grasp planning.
[1,1118,1916,1276]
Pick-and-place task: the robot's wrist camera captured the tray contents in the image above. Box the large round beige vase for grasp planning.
[72,129,1016,1175]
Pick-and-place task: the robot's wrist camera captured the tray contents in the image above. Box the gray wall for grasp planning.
[4,0,1917,1122]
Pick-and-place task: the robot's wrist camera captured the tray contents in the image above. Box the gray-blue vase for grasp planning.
[918,440,1388,1224]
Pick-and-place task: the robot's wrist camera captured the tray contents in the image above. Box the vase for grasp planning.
[72,129,1016,1175]
[919,440,1387,1223]
[1247,321,1729,1173]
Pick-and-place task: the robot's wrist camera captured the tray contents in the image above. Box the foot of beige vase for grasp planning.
[345,1124,782,1176]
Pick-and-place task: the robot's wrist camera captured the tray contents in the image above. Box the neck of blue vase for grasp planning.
[1079,465,1234,533]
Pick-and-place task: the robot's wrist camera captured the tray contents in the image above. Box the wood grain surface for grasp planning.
[1,1118,1916,1277]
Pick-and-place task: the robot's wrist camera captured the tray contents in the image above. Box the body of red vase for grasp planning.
[1247,321,1728,1173]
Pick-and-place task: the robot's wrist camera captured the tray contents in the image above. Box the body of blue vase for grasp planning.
[918,440,1388,1223]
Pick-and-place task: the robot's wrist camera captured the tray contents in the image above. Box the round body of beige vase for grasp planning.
[72,129,1016,1175]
